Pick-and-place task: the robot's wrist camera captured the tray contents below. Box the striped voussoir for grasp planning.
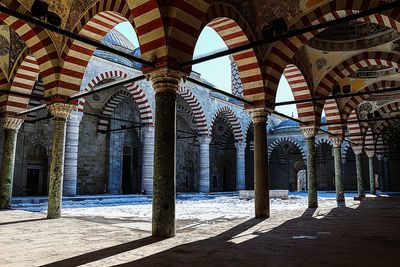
[347,110,363,147]
[210,106,243,142]
[324,99,343,136]
[342,80,400,120]
[243,120,253,141]
[364,127,375,154]
[315,138,333,147]
[205,8,264,105]
[77,70,128,111]
[318,52,400,98]
[178,87,208,136]
[1,55,39,114]
[267,137,306,162]
[0,14,57,94]
[375,135,386,157]
[264,0,400,103]
[283,64,315,125]
[375,102,400,133]
[60,11,127,97]
[97,84,153,132]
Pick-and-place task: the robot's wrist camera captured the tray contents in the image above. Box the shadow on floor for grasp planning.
[114,200,400,267]
[0,217,47,226]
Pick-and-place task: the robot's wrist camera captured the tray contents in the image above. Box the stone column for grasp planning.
[250,108,269,218]
[353,146,365,198]
[301,126,318,208]
[383,156,390,191]
[47,103,75,219]
[141,125,155,195]
[331,138,345,203]
[366,151,376,194]
[234,141,246,191]
[0,117,23,209]
[150,69,181,238]
[198,136,211,193]
[377,155,384,192]
[63,110,83,196]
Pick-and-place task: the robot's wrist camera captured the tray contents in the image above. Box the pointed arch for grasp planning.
[375,102,400,133]
[364,127,376,155]
[283,64,315,125]
[178,86,208,136]
[210,106,243,142]
[268,137,306,162]
[264,1,400,104]
[324,99,343,137]
[77,70,128,111]
[347,109,363,147]
[315,138,333,148]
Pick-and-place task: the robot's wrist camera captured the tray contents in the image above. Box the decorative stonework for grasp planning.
[1,117,23,131]
[352,146,363,155]
[149,69,183,94]
[301,126,318,139]
[365,150,375,158]
[249,108,268,123]
[48,103,76,120]
[330,137,342,148]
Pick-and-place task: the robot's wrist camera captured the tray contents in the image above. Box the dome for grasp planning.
[102,29,136,52]
[276,119,299,129]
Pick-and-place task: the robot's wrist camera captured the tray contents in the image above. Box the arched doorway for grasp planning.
[210,115,236,192]
[269,140,304,191]
[25,144,48,196]
[316,143,335,190]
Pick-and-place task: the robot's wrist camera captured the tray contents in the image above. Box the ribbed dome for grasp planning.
[102,29,135,52]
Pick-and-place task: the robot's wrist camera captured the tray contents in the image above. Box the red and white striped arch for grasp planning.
[264,0,400,103]
[210,106,243,142]
[178,87,208,136]
[364,127,375,155]
[375,135,386,157]
[324,99,343,137]
[347,109,363,147]
[0,14,58,95]
[375,102,400,133]
[97,85,153,131]
[342,80,400,121]
[77,70,128,111]
[75,0,166,61]
[202,3,264,106]
[283,64,315,125]
[1,54,39,114]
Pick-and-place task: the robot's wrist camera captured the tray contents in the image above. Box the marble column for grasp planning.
[377,155,384,192]
[383,157,390,191]
[63,110,83,196]
[301,126,318,208]
[150,69,181,238]
[366,151,376,194]
[198,136,211,193]
[331,138,345,203]
[353,146,365,198]
[141,125,155,195]
[250,108,269,218]
[47,103,75,219]
[0,117,23,209]
[235,141,246,191]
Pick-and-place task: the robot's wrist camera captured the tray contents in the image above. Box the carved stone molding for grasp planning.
[352,146,363,155]
[48,103,76,120]
[301,126,318,139]
[330,137,342,148]
[249,108,268,124]
[197,136,212,144]
[1,117,23,131]
[149,69,183,94]
[365,150,375,158]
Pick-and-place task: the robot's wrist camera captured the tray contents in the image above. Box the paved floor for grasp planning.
[0,197,399,266]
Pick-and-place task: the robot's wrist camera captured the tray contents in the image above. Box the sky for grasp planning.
[114,22,298,118]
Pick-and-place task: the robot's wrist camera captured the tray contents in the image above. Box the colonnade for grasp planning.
[0,68,391,237]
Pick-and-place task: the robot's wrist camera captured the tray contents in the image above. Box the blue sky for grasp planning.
[115,22,298,118]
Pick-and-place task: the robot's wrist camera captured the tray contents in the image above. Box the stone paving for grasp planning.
[0,197,399,266]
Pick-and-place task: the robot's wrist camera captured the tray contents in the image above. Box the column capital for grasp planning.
[148,68,184,94]
[365,150,375,158]
[301,126,318,139]
[249,107,269,123]
[234,140,247,150]
[68,110,83,125]
[1,117,23,131]
[197,136,212,144]
[330,137,342,148]
[376,154,384,161]
[352,145,363,155]
[48,103,76,120]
